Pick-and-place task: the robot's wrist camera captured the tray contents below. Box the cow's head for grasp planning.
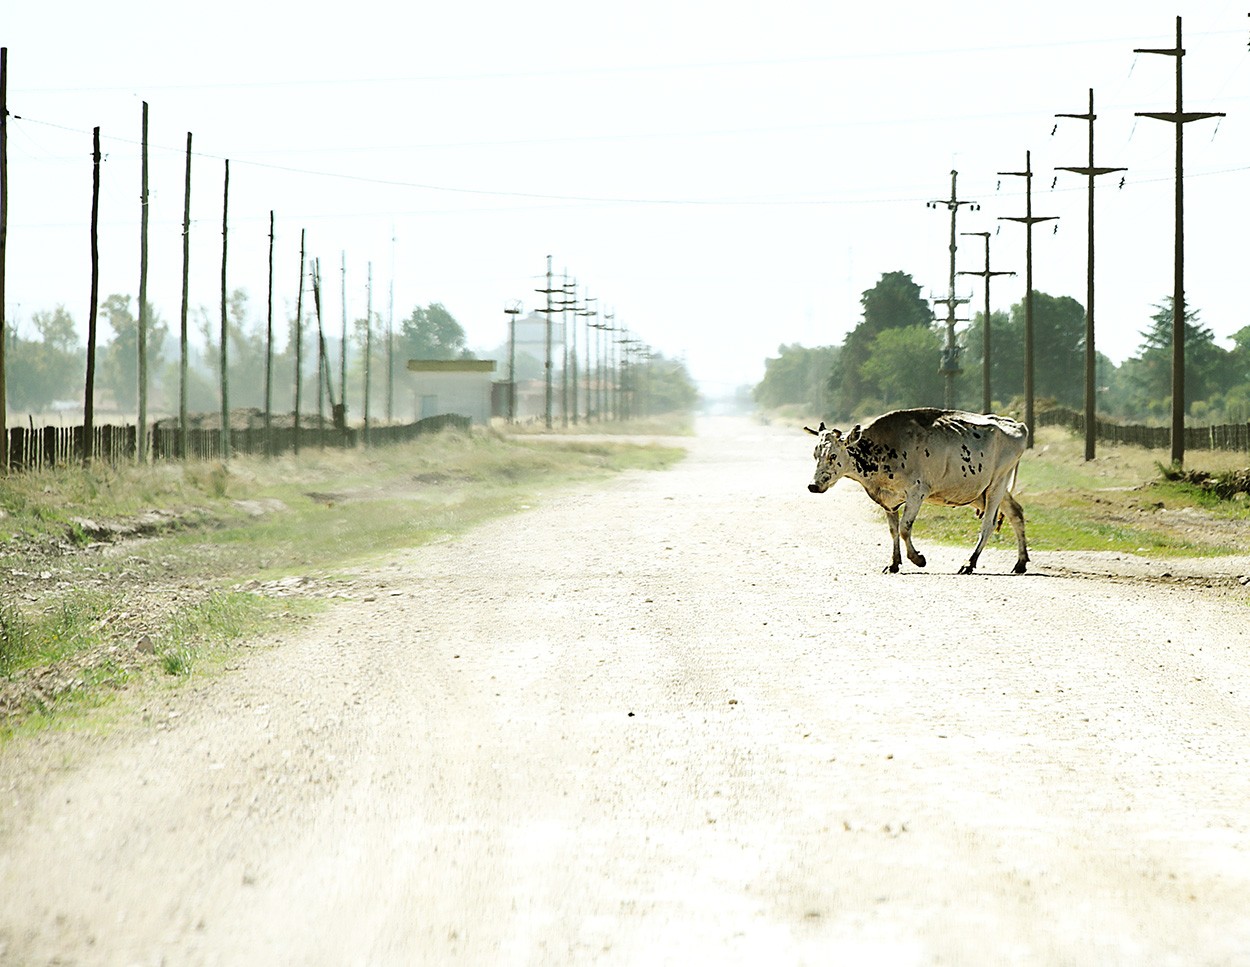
[803,421,861,493]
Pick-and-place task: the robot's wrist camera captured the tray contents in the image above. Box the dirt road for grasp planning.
[3,416,1249,965]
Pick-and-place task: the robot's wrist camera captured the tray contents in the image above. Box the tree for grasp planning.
[640,353,699,414]
[99,295,168,412]
[1114,298,1231,419]
[962,291,1086,410]
[196,289,269,410]
[4,306,85,412]
[859,325,945,409]
[836,271,933,415]
[396,303,470,361]
[753,343,839,411]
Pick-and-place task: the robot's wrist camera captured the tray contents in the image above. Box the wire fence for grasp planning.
[4,413,470,473]
[1035,407,1250,453]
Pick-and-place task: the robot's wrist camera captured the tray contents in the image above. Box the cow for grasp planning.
[804,408,1029,575]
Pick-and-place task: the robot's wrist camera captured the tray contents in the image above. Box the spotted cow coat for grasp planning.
[805,408,1029,575]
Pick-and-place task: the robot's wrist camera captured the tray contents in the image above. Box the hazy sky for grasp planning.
[5,1,1250,396]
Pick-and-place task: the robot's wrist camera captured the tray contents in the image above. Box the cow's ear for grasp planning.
[845,425,862,445]
[803,425,819,436]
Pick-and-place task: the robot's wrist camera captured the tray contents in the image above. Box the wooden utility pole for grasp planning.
[1134,16,1224,467]
[504,301,522,421]
[219,159,230,461]
[179,132,192,461]
[599,310,614,421]
[579,296,597,423]
[1056,89,1127,461]
[340,252,348,426]
[0,48,8,473]
[84,126,101,466]
[265,211,274,456]
[560,273,574,428]
[387,232,395,423]
[364,261,373,446]
[137,101,150,462]
[998,150,1058,447]
[959,231,1014,414]
[294,229,305,454]
[535,255,559,429]
[313,257,325,435]
[927,170,978,409]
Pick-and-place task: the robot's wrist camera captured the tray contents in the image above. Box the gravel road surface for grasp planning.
[2,416,1249,966]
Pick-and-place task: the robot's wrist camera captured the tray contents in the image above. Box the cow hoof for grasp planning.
[1013,561,1028,575]
[883,563,900,574]
[957,564,975,575]
[913,554,927,568]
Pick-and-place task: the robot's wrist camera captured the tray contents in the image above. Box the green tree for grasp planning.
[639,353,698,414]
[962,291,1086,409]
[5,306,85,412]
[99,294,168,412]
[836,271,933,415]
[1116,298,1230,419]
[753,343,839,411]
[197,290,269,410]
[397,303,470,361]
[859,325,945,409]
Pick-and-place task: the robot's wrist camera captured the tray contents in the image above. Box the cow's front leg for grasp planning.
[899,495,927,568]
[883,507,904,574]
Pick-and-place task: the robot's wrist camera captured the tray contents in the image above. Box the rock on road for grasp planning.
[2,416,1250,966]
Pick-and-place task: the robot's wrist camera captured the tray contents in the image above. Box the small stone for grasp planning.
[136,635,155,654]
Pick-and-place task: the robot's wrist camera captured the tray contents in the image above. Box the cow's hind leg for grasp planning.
[1001,492,1028,574]
[960,477,1020,574]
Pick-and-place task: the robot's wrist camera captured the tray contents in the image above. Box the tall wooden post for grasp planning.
[364,261,373,446]
[219,159,230,460]
[0,48,8,473]
[137,101,150,462]
[265,211,274,456]
[84,126,102,466]
[340,251,348,426]
[294,229,305,455]
[179,132,192,461]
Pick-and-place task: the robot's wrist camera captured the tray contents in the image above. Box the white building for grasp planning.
[405,359,497,425]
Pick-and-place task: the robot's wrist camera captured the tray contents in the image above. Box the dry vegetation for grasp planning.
[0,427,685,736]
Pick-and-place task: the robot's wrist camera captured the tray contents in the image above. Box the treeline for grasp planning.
[4,294,475,422]
[754,270,1250,426]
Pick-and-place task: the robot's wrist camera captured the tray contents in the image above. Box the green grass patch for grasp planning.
[914,425,1249,558]
[0,592,116,676]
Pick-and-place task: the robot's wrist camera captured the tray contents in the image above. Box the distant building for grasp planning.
[405,359,497,425]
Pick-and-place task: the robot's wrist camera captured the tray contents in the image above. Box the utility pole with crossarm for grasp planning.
[927,171,979,409]
[1055,89,1126,462]
[1133,16,1224,467]
[998,151,1058,448]
[958,231,1014,415]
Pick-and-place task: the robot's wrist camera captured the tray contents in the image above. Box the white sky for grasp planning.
[4,1,1250,396]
